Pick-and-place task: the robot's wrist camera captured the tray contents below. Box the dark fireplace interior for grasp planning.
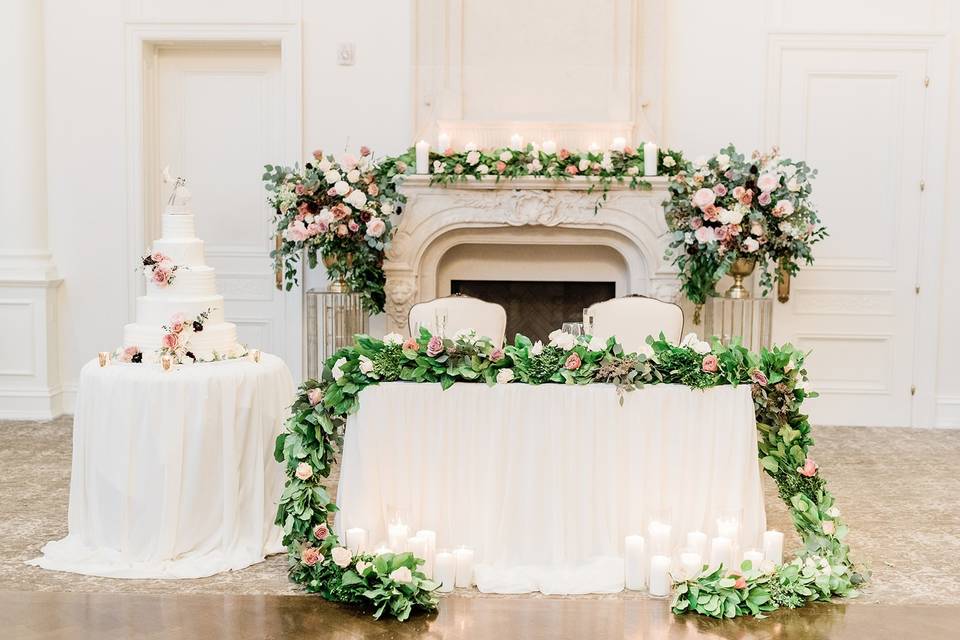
[450,280,616,343]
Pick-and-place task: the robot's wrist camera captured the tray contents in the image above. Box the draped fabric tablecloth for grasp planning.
[335,382,766,595]
[28,354,293,579]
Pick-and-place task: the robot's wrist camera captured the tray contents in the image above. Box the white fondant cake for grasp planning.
[123,186,240,359]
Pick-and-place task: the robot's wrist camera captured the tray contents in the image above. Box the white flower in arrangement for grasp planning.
[358,355,375,376]
[693,155,708,168]
[588,335,607,352]
[477,164,490,175]
[781,163,797,178]
[331,546,353,568]
[334,180,351,196]
[389,566,413,584]
[331,357,348,380]
[381,202,395,216]
[684,231,694,245]
[719,207,744,226]
[317,157,332,172]
[600,153,613,171]
[787,177,802,192]
[358,155,373,172]
[662,155,676,168]
[743,237,760,253]
[527,159,543,173]
[345,189,367,209]
[627,166,639,176]
[453,328,478,343]
[530,340,544,356]
[779,221,798,236]
[578,158,590,172]
[316,208,334,225]
[548,329,576,351]
[324,169,341,184]
[827,506,841,518]
[691,340,712,355]
[498,150,513,163]
[466,150,481,166]
[716,153,731,170]
[355,560,371,574]
[433,160,445,174]
[750,221,764,236]
[382,333,404,346]
[496,368,515,384]
[346,169,361,183]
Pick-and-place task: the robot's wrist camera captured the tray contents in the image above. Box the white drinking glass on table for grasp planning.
[582,308,594,335]
[561,322,584,336]
[434,309,448,337]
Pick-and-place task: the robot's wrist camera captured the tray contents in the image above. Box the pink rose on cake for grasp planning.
[120,345,140,363]
[161,332,179,349]
[151,267,172,287]
[169,313,187,334]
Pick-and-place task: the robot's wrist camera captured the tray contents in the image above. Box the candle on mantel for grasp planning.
[415,140,430,174]
[345,527,368,555]
[541,139,557,155]
[434,551,456,592]
[647,521,672,557]
[509,133,524,150]
[649,555,672,597]
[686,531,708,558]
[643,141,659,176]
[680,551,703,580]
[415,529,437,577]
[743,549,764,573]
[610,136,627,152]
[437,132,451,152]
[387,522,409,552]
[624,534,646,590]
[453,547,474,588]
[709,536,733,572]
[763,530,784,565]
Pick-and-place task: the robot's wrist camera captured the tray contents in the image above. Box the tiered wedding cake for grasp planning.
[122,181,241,359]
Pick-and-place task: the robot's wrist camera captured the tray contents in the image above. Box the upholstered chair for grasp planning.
[407,295,508,348]
[585,295,684,356]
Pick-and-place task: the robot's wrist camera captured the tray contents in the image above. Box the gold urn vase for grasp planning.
[724,257,756,299]
[323,253,353,293]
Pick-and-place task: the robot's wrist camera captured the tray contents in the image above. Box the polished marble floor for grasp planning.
[1,418,959,638]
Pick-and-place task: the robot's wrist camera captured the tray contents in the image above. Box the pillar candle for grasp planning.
[716,517,740,543]
[743,549,764,573]
[453,547,474,588]
[610,136,627,152]
[647,521,672,556]
[686,531,707,558]
[387,522,409,552]
[624,534,645,590]
[680,551,702,580]
[649,555,672,597]
[374,545,392,556]
[763,530,784,565]
[437,132,450,151]
[415,529,437,577]
[542,140,557,155]
[709,536,732,572]
[509,133,523,150]
[434,551,456,592]
[345,527,368,555]
[643,142,658,176]
[415,140,430,174]
[407,535,427,573]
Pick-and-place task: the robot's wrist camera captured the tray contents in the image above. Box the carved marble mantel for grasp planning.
[383,175,680,333]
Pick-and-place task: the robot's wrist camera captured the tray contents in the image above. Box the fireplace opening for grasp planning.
[450,280,616,343]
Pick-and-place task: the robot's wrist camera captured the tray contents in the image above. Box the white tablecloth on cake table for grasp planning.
[28,354,293,579]
[335,382,766,595]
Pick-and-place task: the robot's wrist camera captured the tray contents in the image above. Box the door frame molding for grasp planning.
[765,32,949,427]
[123,21,304,379]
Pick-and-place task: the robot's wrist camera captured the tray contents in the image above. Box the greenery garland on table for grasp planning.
[274,328,866,621]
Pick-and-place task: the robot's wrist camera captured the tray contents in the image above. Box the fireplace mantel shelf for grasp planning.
[400,174,669,191]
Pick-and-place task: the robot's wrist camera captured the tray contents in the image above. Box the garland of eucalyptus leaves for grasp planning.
[274,329,866,621]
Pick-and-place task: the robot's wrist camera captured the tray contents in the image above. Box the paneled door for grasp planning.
[767,39,929,426]
[150,44,300,378]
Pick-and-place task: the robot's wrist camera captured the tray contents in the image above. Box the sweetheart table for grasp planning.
[334,381,766,595]
[29,354,293,579]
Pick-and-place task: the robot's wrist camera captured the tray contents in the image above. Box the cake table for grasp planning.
[28,354,293,579]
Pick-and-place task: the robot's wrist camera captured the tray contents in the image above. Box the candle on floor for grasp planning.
[542,139,557,155]
[647,521,672,556]
[434,551,456,592]
[415,529,437,576]
[716,517,740,543]
[415,140,430,174]
[763,530,784,565]
[743,549,764,573]
[680,551,703,580]
[686,531,707,558]
[648,555,672,597]
[643,142,658,176]
[453,547,474,588]
[408,535,427,572]
[624,534,645,590]
[610,136,627,153]
[709,536,732,572]
[345,527,368,555]
[437,132,451,151]
[387,522,409,552]
[509,133,523,150]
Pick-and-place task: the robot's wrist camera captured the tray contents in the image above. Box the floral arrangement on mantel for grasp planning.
[274,328,865,621]
[664,144,827,316]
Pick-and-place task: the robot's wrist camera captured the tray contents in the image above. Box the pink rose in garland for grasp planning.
[295,462,313,481]
[307,388,322,406]
[692,188,715,209]
[366,217,386,238]
[701,354,719,373]
[564,353,582,371]
[426,335,444,357]
[749,368,768,386]
[489,347,504,362]
[313,523,329,540]
[402,337,419,351]
[301,547,322,566]
[798,458,818,477]
[734,576,747,589]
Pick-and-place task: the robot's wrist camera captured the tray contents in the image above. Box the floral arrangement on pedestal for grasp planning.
[274,328,865,622]
[663,145,827,316]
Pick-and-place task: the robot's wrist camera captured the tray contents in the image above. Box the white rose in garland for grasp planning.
[548,329,576,351]
[588,335,608,352]
[331,546,353,568]
[389,566,413,584]
[331,357,348,380]
[359,355,375,376]
[496,368,515,384]
[382,332,404,346]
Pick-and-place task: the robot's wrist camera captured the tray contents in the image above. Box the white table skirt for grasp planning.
[335,382,766,595]
[28,354,293,579]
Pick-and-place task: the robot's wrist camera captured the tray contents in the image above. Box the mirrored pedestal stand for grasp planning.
[703,296,773,353]
[305,289,369,381]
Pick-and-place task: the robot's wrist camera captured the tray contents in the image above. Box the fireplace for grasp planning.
[451,280,616,342]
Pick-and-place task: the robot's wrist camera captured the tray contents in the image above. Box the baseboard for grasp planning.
[0,385,67,420]
[936,396,960,428]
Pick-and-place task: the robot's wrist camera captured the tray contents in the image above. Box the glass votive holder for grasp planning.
[98,351,110,367]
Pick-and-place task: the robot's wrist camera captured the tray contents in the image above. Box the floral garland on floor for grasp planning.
[274,328,866,621]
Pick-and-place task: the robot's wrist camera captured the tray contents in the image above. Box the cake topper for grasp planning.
[162,165,192,207]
